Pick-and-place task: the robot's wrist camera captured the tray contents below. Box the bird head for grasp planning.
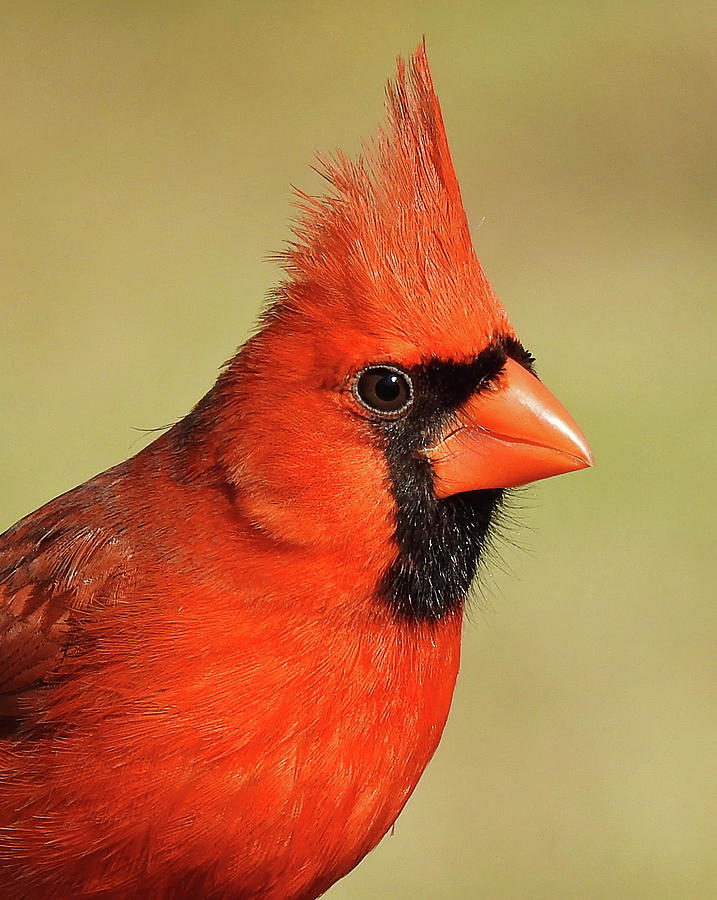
[207,44,592,621]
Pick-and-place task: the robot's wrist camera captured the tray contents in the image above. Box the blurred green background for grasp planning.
[1,2,715,897]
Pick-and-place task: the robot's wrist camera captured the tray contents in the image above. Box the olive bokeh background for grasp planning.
[1,2,715,897]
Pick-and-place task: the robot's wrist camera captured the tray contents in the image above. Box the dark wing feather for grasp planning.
[0,485,136,712]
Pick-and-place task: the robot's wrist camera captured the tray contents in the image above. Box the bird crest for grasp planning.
[273,43,513,367]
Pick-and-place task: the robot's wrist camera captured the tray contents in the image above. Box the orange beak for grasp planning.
[423,358,594,498]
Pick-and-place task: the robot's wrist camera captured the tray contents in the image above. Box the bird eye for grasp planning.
[354,366,413,416]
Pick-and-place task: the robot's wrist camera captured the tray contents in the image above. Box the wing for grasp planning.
[0,481,136,715]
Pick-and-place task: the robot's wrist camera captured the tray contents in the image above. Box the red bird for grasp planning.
[0,46,592,899]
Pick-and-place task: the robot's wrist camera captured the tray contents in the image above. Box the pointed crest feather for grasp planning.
[273,43,511,367]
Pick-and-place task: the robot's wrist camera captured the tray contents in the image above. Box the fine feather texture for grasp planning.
[0,44,544,899]
[1,437,463,898]
[269,43,513,370]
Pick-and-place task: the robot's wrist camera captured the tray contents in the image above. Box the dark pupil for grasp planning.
[375,374,400,402]
[357,367,410,414]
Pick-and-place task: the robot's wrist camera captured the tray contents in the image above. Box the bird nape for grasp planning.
[0,43,592,900]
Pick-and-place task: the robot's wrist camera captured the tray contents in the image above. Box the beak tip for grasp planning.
[573,434,595,470]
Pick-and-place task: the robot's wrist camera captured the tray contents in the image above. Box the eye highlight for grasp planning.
[353,366,413,417]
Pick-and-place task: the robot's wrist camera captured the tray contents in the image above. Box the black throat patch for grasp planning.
[375,338,533,623]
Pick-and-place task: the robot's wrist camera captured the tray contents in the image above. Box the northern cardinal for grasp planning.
[0,45,592,899]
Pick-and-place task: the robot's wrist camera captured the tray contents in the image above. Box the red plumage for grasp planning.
[0,45,591,898]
